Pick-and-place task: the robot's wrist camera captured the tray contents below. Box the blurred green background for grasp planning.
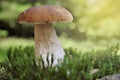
[0,0,120,62]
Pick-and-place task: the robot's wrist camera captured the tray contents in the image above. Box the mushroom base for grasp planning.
[34,23,65,67]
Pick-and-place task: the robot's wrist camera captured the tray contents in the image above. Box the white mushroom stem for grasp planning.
[34,23,65,67]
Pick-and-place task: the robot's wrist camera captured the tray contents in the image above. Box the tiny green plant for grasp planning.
[0,44,120,80]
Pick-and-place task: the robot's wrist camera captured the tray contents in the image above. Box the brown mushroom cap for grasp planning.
[18,5,73,24]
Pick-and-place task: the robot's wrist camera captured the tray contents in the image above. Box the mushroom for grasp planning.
[17,5,73,67]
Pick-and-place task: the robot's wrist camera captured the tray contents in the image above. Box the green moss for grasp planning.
[0,44,120,80]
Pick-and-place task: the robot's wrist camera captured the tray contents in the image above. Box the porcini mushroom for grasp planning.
[17,5,73,67]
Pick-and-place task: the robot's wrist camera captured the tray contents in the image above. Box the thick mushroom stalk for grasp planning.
[34,23,65,67]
